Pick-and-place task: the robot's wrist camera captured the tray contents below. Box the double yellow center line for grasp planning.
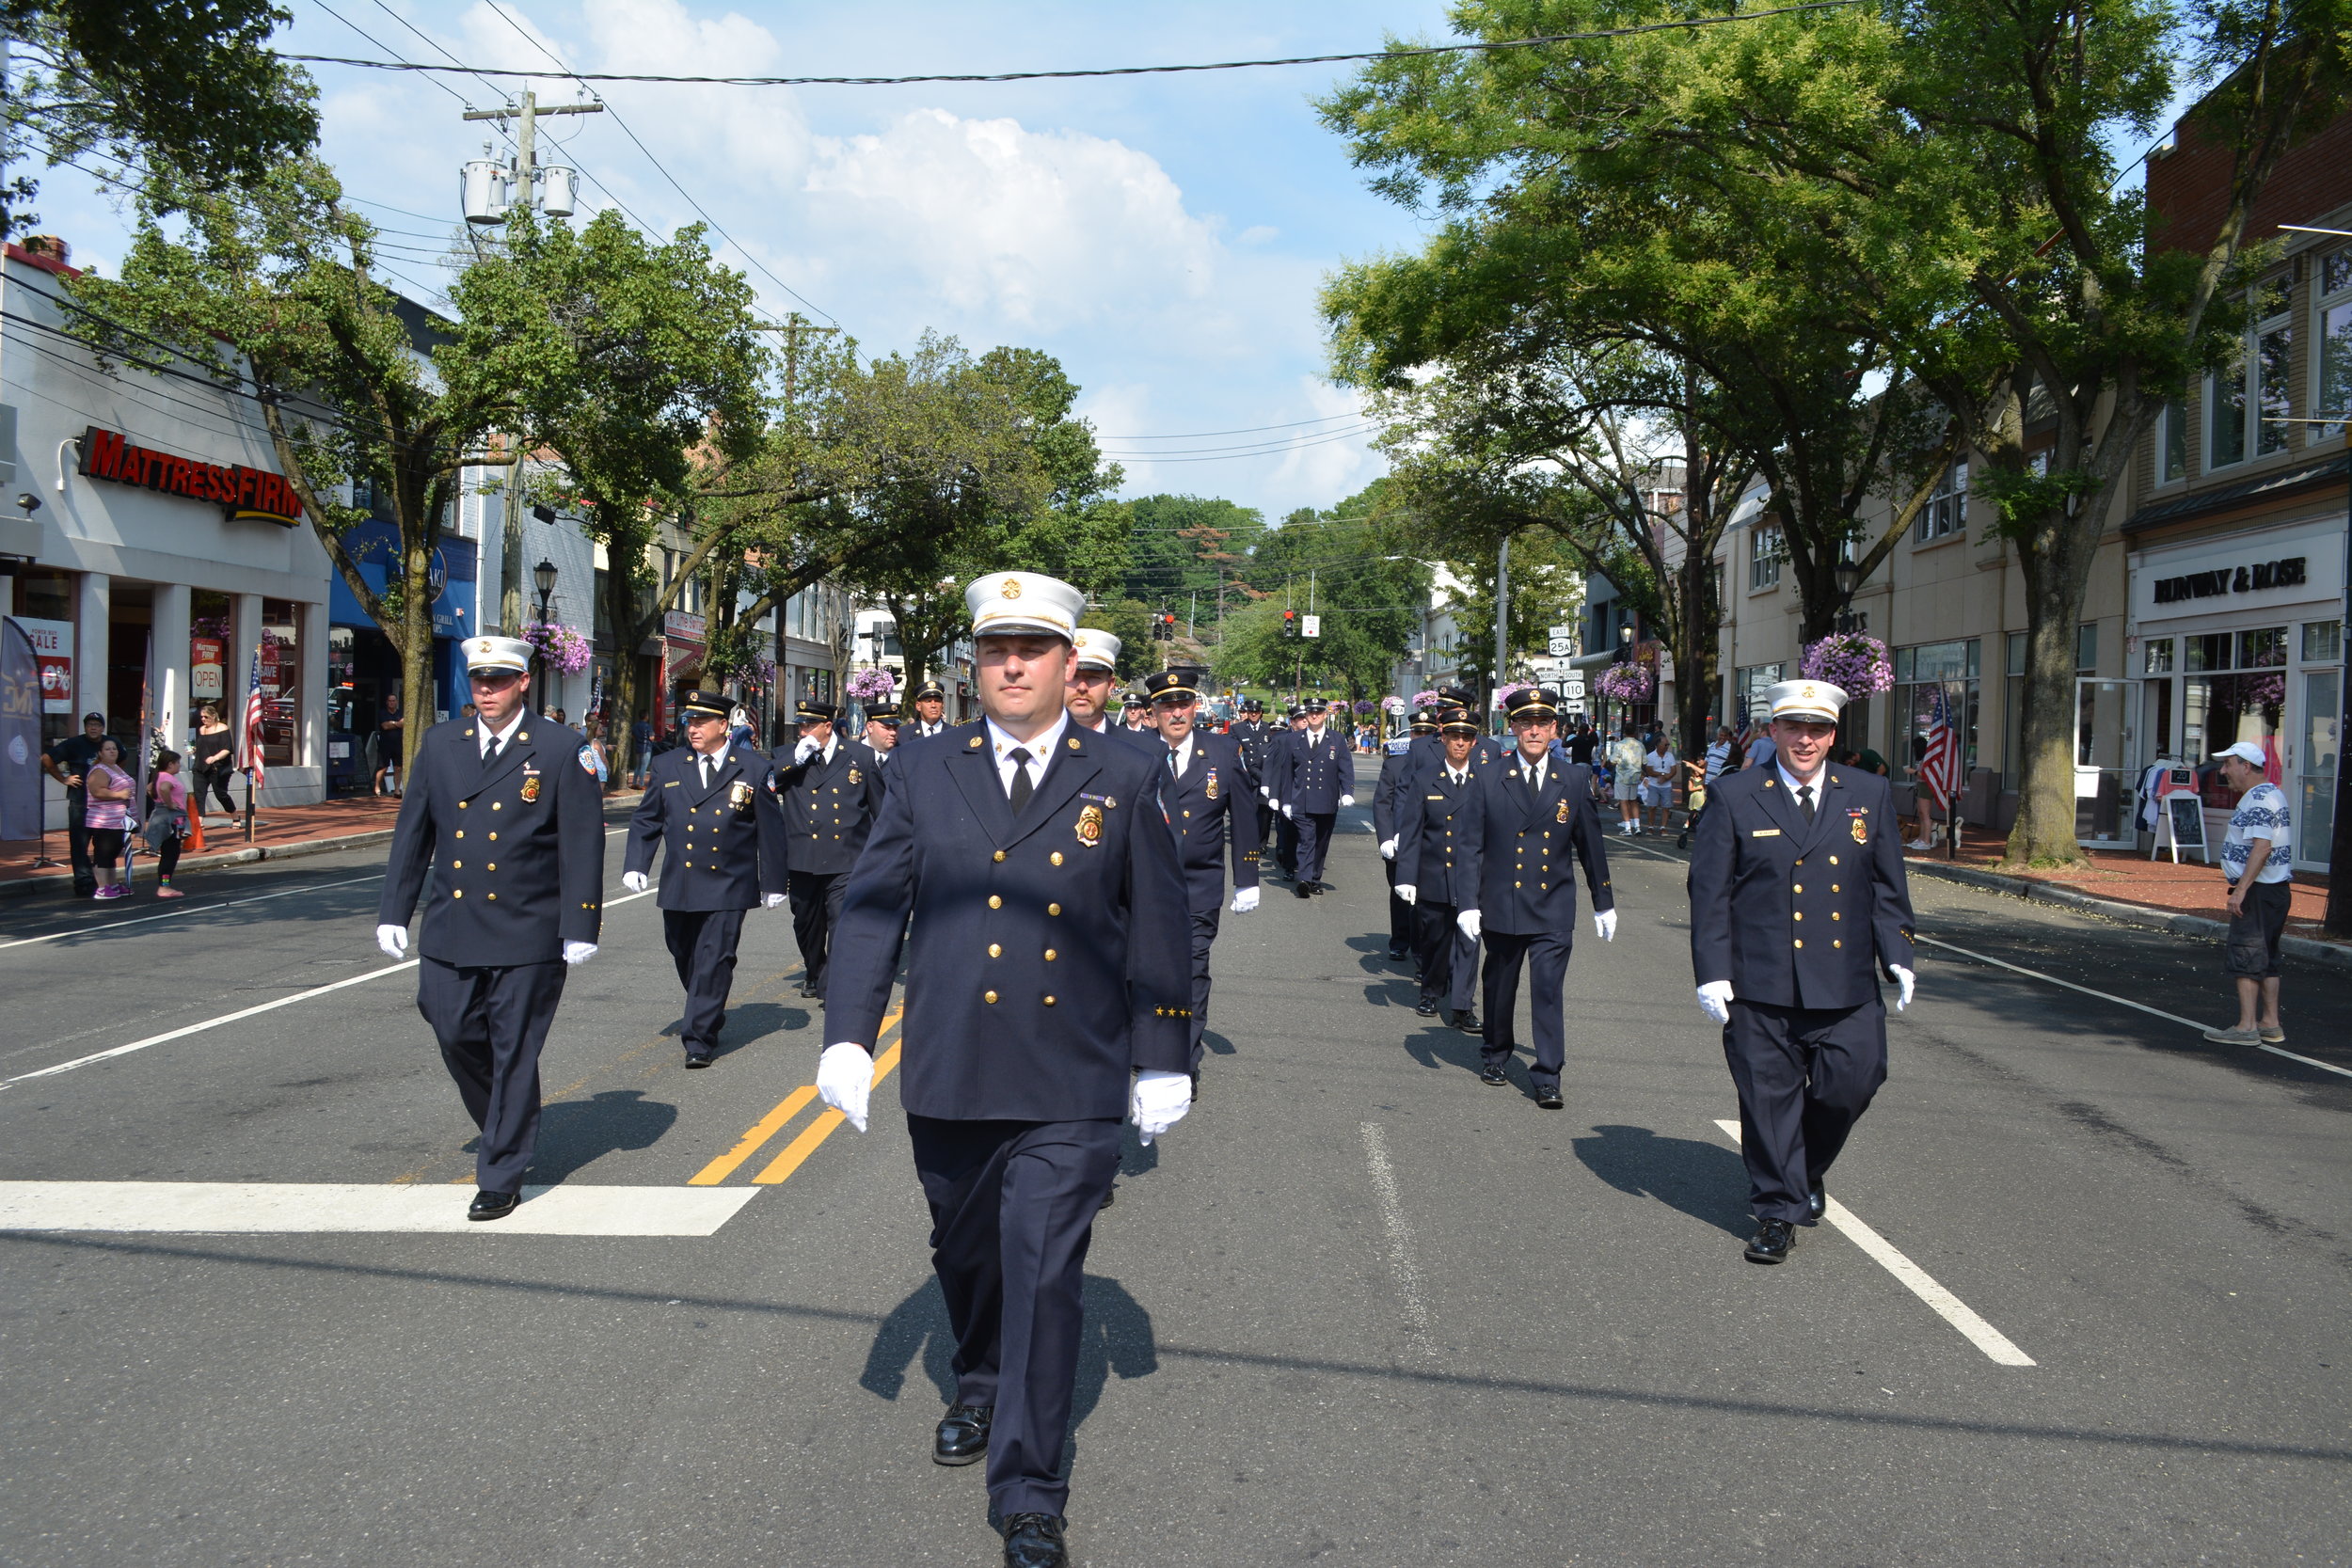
[688,1004,904,1186]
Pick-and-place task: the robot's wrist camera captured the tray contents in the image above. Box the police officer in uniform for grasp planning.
[908,680,951,740]
[1451,688,1615,1108]
[1689,679,1916,1264]
[374,635,604,1220]
[1267,696,1355,897]
[1391,706,1491,1030]
[622,689,788,1067]
[1375,709,1441,960]
[1142,666,1260,1073]
[817,571,1194,1568]
[768,700,883,1000]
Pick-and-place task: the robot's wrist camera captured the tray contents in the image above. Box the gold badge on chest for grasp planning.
[1851,815,1868,844]
[519,775,541,803]
[1075,803,1104,847]
[729,780,754,812]
[1555,799,1569,823]
[847,766,861,784]
[1205,768,1218,800]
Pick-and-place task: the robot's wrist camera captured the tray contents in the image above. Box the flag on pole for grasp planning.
[241,645,268,794]
[1918,683,1963,812]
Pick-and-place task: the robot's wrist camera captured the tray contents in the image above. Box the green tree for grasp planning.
[1216,484,1428,702]
[0,0,317,240]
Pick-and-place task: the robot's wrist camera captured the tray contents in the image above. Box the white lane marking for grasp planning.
[0,875,385,951]
[1621,838,2351,1084]
[0,1180,758,1235]
[0,887,657,1087]
[1712,1118,2034,1367]
[1359,1121,1436,1357]
[1915,935,2352,1082]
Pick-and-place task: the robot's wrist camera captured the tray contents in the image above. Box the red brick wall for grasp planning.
[2147,108,2352,254]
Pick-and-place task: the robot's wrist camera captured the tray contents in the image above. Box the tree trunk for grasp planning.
[1999,516,2098,870]
[400,528,437,776]
[606,564,644,784]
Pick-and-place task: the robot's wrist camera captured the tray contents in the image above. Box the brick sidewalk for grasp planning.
[1900,832,2338,946]
[1,787,647,896]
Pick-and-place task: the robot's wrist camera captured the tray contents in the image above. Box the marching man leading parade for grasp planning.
[1444,687,1615,1109]
[767,700,884,1001]
[816,570,1196,1568]
[1688,678,1917,1265]
[1265,695,1355,897]
[621,689,788,1069]
[374,635,606,1221]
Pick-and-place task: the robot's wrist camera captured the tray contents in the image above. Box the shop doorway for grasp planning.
[2074,676,2137,846]
[106,583,153,768]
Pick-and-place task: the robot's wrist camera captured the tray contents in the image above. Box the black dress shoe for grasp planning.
[1534,1085,1565,1110]
[1452,1011,1481,1034]
[1388,945,1412,960]
[467,1189,519,1222]
[1294,883,1312,898]
[1309,880,1329,895]
[932,1402,992,1465]
[1000,1513,1068,1568]
[1478,1065,1510,1087]
[1744,1218,1798,1264]
[1099,1182,1117,1211]
[1803,1184,1825,1227]
[1415,997,1439,1017]
[682,1050,714,1069]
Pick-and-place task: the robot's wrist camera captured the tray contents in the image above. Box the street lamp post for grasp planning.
[1833,559,1863,634]
[532,557,557,713]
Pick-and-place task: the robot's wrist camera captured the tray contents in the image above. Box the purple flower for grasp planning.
[1595,665,1653,704]
[846,666,898,704]
[1798,633,1893,697]
[524,620,592,675]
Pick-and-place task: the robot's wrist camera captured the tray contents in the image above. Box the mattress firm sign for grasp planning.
[77,425,304,527]
[2133,517,2342,624]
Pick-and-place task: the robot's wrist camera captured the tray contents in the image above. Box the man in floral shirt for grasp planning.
[2203,740,2294,1047]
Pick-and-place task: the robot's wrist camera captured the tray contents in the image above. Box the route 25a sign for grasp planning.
[78,425,305,527]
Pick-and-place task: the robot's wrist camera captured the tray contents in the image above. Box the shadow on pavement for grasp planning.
[1402,1022,1485,1077]
[1571,1122,1751,1237]
[718,1000,810,1048]
[1200,1030,1237,1057]
[523,1089,679,1184]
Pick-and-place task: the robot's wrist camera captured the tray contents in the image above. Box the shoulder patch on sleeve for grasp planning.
[579,746,599,774]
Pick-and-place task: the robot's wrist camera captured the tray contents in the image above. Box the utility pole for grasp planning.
[774,311,842,415]
[1493,533,1511,732]
[462,90,600,635]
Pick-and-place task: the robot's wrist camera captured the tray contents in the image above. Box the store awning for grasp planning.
[0,513,39,559]
[1568,647,1618,673]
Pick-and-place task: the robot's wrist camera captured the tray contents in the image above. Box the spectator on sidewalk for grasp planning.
[143,747,190,898]
[1640,733,1677,834]
[1609,723,1645,835]
[583,717,612,790]
[83,736,136,901]
[191,705,239,816]
[2203,740,2293,1047]
[373,691,405,796]
[41,711,120,897]
[629,716,654,786]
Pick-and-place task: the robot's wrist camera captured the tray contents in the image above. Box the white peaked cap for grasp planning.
[1071,626,1122,671]
[464,635,532,674]
[1766,679,1848,722]
[963,571,1084,641]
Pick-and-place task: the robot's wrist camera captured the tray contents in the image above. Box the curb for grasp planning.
[1904,858,2352,974]
[0,827,401,900]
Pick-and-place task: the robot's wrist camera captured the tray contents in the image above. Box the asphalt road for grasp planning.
[3,768,2347,1567]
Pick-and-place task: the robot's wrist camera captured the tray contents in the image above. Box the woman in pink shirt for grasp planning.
[145,746,191,898]
[83,737,135,900]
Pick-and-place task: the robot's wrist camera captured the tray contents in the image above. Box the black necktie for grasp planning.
[699,754,712,789]
[1168,748,1181,780]
[1007,747,1033,815]
[483,736,501,766]
[1799,783,1816,821]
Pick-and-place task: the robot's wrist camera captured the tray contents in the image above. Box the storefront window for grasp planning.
[1734,662,1782,729]
[2300,670,2338,867]
[2317,248,2351,444]
[2142,638,2174,674]
[2180,625,2285,808]
[260,597,302,768]
[1895,639,1979,783]
[2300,620,2341,663]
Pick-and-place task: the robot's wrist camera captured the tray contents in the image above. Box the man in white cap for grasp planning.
[2202,739,2293,1047]
[375,635,605,1221]
[1687,678,1916,1265]
[818,570,1195,1568]
[1064,626,1152,754]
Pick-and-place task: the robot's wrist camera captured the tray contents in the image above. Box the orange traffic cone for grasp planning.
[184,804,206,854]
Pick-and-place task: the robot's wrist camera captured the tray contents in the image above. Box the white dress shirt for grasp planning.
[1164,733,1195,776]
[986,710,1069,799]
[478,710,525,759]
[1776,758,1827,816]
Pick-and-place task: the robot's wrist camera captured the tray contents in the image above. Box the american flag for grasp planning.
[241,645,267,793]
[1918,683,1963,811]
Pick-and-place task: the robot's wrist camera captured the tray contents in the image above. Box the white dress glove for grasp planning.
[1696,980,1734,1023]
[621,870,648,893]
[1456,909,1481,941]
[1130,1069,1193,1146]
[817,1042,873,1132]
[794,736,819,762]
[375,923,408,958]
[1339,794,1355,809]
[1379,837,1397,860]
[563,941,597,966]
[1395,883,1417,906]
[1594,909,1616,942]
[1261,786,1272,800]
[764,892,787,910]
[1890,964,1915,1011]
[1230,886,1260,913]
[1282,803,1295,819]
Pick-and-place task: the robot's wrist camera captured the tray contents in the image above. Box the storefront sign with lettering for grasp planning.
[77,425,304,527]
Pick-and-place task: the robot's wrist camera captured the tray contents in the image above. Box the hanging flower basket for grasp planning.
[524,620,592,676]
[1381,694,1407,714]
[1798,632,1894,697]
[706,651,777,691]
[1410,689,1442,709]
[846,666,898,705]
[1596,664,1654,705]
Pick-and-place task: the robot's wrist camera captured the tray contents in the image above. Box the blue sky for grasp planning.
[33,0,1467,520]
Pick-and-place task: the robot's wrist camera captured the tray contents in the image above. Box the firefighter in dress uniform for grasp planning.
[908,681,951,740]
[1263,705,1308,881]
[1391,705,1493,1031]
[767,700,884,1000]
[1375,709,1442,960]
[1142,667,1260,1076]
[621,689,789,1068]
[374,635,605,1221]
[1265,696,1355,897]
[1688,678,1917,1264]
[815,570,1194,1568]
[1063,628,1154,754]
[853,701,903,787]
[1449,687,1616,1109]
[1230,696,1277,866]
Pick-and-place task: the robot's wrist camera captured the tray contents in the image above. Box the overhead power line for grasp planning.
[1098,413,1364,440]
[273,3,1859,87]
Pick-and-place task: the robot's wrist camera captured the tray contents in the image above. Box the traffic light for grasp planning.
[1281,609,1297,640]
[1162,612,1178,641]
